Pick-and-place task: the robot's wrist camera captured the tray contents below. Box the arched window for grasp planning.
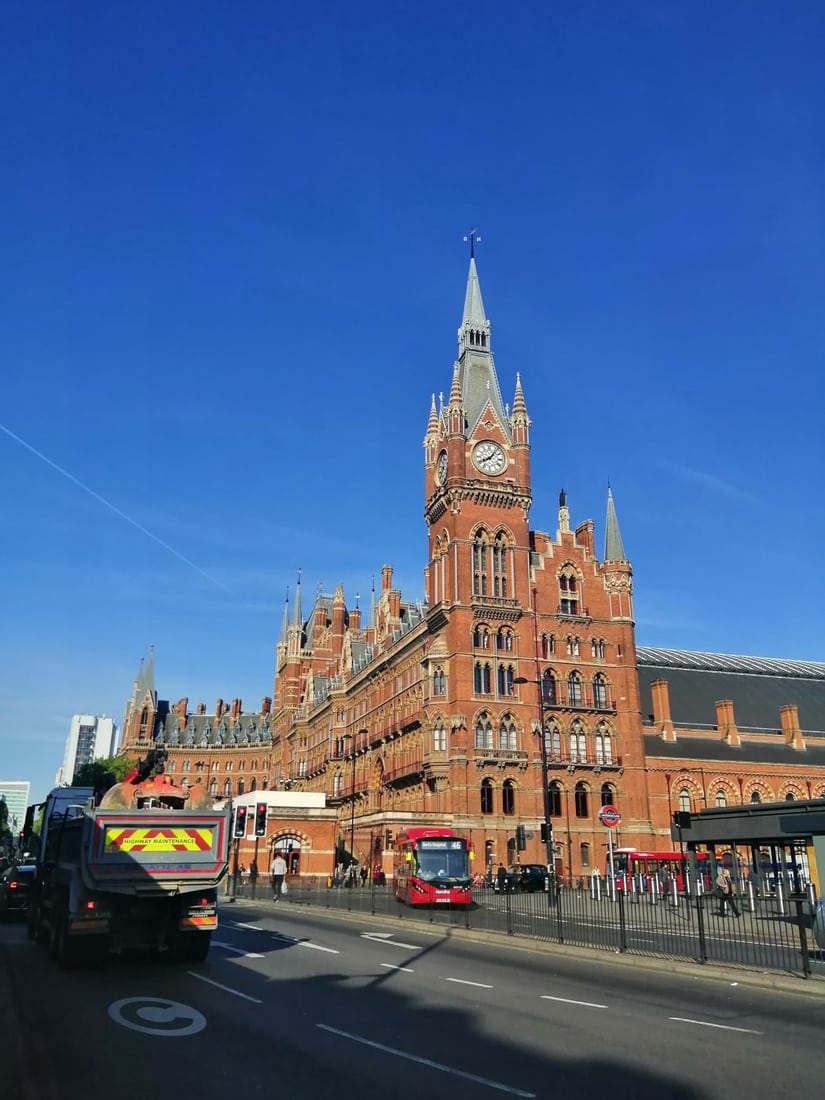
[595,721,612,765]
[433,721,447,752]
[333,773,342,797]
[223,778,231,796]
[600,783,615,807]
[181,760,191,773]
[498,716,517,752]
[541,670,557,705]
[575,782,589,818]
[715,789,727,807]
[502,780,515,816]
[542,633,556,658]
[480,779,493,815]
[497,628,513,652]
[548,782,562,817]
[225,761,233,772]
[474,714,493,751]
[544,720,561,762]
[250,778,257,792]
[473,625,490,649]
[678,788,691,812]
[558,567,580,615]
[591,637,605,659]
[592,673,608,710]
[750,791,762,804]
[211,761,219,771]
[237,778,245,796]
[567,671,582,707]
[433,667,446,695]
[492,533,508,597]
[474,662,492,694]
[580,842,591,868]
[785,792,796,801]
[570,719,586,764]
[472,532,489,596]
[209,779,217,796]
[497,663,514,696]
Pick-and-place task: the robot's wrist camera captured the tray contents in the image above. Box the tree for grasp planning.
[73,754,134,788]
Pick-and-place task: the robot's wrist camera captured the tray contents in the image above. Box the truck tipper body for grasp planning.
[26,753,229,966]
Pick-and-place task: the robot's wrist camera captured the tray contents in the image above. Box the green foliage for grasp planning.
[0,798,8,831]
[73,754,134,788]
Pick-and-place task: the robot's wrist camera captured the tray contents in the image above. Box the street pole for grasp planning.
[349,748,357,871]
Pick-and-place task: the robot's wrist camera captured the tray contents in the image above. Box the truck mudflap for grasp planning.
[179,910,217,930]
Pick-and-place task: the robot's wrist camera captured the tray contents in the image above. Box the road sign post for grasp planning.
[598,804,622,894]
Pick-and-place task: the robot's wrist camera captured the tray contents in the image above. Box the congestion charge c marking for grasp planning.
[108,997,206,1037]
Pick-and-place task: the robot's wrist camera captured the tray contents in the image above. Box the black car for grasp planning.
[0,864,36,920]
[493,864,548,893]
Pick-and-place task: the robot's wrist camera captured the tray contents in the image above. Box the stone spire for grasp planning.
[278,587,290,644]
[604,485,627,561]
[454,255,508,438]
[290,572,303,628]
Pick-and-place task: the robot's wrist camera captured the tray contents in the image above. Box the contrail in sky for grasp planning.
[0,422,231,591]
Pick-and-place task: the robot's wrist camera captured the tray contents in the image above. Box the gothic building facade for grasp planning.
[121,257,825,881]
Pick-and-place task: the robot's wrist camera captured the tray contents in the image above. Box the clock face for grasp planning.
[472,440,507,476]
[436,451,448,485]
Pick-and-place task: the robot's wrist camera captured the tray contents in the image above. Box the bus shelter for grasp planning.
[670,798,825,898]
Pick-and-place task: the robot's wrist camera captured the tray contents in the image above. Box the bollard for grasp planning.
[650,877,658,905]
[776,877,786,917]
[747,879,756,913]
[631,874,639,904]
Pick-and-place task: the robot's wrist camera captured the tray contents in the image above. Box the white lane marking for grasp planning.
[187,971,263,1003]
[212,940,265,958]
[317,1024,536,1097]
[445,977,494,989]
[541,995,607,1009]
[108,997,206,1037]
[271,932,339,954]
[233,922,265,931]
[361,933,420,950]
[381,963,414,973]
[669,1017,762,1035]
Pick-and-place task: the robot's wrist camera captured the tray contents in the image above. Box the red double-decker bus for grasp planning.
[393,827,472,907]
[609,848,710,891]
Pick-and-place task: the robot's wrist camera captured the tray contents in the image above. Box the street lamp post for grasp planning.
[514,674,554,893]
[343,734,357,874]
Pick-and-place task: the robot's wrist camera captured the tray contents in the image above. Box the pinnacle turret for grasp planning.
[604,486,627,562]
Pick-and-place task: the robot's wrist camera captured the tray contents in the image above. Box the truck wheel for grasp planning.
[28,904,48,945]
[50,911,80,968]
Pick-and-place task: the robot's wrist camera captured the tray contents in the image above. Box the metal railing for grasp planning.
[225,873,825,982]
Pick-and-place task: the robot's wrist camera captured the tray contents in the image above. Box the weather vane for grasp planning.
[463,228,482,258]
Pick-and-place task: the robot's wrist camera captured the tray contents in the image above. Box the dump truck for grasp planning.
[25,750,229,966]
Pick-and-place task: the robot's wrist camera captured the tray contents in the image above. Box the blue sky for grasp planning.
[2,3,823,803]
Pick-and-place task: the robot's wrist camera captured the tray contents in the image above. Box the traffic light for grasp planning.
[515,824,526,851]
[540,823,553,844]
[234,805,248,838]
[255,802,267,837]
[385,830,393,849]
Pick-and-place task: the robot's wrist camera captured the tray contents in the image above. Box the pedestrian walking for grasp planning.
[715,867,741,917]
[496,862,507,894]
[271,851,287,900]
[249,860,258,896]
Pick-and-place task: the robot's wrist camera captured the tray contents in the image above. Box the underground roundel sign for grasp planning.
[598,804,621,828]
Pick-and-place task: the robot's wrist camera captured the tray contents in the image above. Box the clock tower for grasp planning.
[424,254,532,611]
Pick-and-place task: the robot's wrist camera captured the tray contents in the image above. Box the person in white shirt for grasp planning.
[271,852,287,900]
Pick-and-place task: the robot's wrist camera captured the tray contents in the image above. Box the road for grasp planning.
[3,898,825,1099]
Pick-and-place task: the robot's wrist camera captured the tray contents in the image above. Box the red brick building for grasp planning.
[121,256,825,882]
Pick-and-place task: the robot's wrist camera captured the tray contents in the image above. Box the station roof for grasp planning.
[637,646,825,737]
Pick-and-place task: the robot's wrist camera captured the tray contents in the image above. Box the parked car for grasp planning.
[493,864,548,893]
[0,864,36,920]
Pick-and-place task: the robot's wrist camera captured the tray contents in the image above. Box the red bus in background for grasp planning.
[609,848,710,891]
[393,827,472,907]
